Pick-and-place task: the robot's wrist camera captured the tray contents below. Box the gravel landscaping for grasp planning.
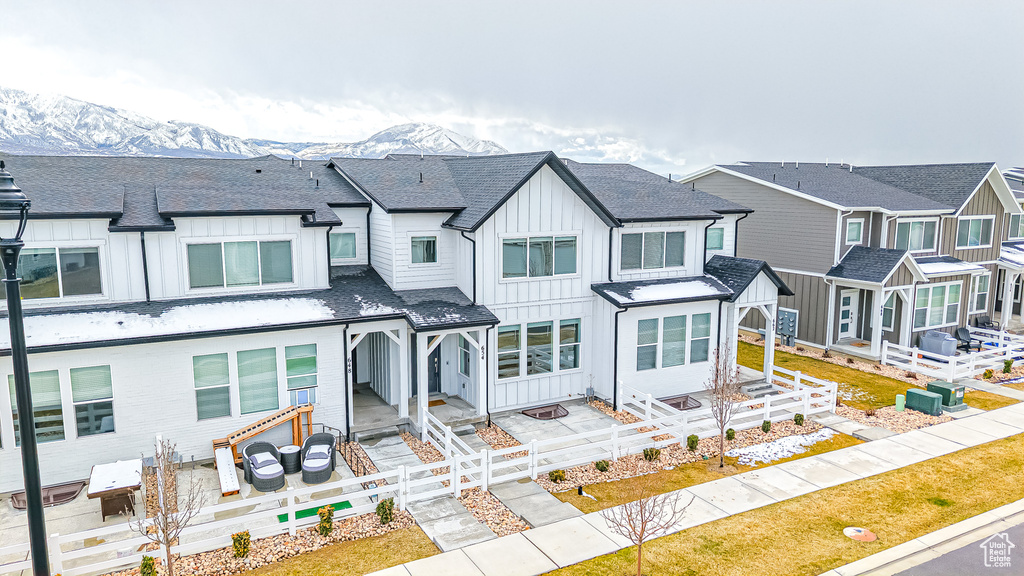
[835,404,952,433]
[475,424,529,458]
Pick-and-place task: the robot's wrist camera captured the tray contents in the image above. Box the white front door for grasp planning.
[838,289,859,339]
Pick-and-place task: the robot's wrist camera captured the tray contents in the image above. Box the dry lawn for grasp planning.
[554,433,862,514]
[239,526,438,576]
[963,390,1020,410]
[549,433,1024,576]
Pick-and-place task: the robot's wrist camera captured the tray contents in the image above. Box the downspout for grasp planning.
[702,219,716,265]
[716,299,724,349]
[484,325,493,427]
[733,213,749,257]
[461,231,477,304]
[325,225,334,287]
[612,307,628,410]
[139,231,151,302]
[342,323,351,442]
[365,206,372,264]
[835,209,853,264]
[607,227,614,282]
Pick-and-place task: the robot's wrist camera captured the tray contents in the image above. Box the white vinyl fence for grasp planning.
[881,327,1024,381]
[1,365,836,576]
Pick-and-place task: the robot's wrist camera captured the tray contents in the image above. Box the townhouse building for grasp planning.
[0,153,790,492]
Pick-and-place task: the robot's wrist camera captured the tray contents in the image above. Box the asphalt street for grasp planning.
[894,519,1024,576]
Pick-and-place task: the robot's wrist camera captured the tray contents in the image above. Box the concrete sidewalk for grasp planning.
[369,402,1024,576]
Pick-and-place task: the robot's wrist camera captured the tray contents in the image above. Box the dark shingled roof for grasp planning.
[0,265,496,353]
[704,255,794,301]
[591,275,733,309]
[0,155,368,230]
[720,162,983,212]
[826,246,909,284]
[565,160,750,221]
[329,156,466,212]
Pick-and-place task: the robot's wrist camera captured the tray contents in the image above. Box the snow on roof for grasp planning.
[2,298,335,350]
[915,258,986,277]
[607,279,726,305]
[1000,244,1024,270]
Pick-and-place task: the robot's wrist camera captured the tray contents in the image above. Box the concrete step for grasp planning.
[352,425,402,443]
[741,383,779,398]
[452,424,478,436]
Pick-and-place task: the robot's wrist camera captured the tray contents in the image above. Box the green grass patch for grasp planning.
[550,433,1024,576]
[277,500,352,523]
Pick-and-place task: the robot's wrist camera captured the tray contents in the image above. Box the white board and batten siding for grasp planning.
[368,200,395,286]
[330,207,369,266]
[390,213,460,291]
[0,219,147,307]
[474,165,611,410]
[144,215,329,301]
[612,220,709,282]
[736,271,779,306]
[439,330,483,409]
[0,326,345,493]
[705,214,738,261]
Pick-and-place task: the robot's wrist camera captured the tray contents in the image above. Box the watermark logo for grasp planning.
[980,532,1015,569]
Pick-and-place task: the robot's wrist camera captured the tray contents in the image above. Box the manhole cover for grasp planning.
[843,527,877,542]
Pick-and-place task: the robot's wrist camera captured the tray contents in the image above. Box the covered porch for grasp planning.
[996,240,1024,331]
[413,326,491,436]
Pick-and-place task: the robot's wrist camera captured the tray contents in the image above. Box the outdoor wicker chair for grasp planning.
[242,442,285,493]
[300,432,337,485]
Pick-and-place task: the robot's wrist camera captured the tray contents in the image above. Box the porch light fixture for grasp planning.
[0,160,50,576]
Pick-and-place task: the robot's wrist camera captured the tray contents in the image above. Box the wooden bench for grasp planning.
[215,447,240,497]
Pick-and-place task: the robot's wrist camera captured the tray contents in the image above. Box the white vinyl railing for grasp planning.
[881,327,1024,381]
[421,409,475,459]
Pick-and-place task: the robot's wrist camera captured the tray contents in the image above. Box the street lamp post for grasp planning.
[0,160,49,576]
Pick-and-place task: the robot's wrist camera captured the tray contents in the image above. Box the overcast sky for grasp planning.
[4,0,1022,175]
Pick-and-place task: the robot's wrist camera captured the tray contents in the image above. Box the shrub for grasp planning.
[317,505,334,537]
[140,556,156,576]
[726,428,735,441]
[865,408,877,417]
[643,447,661,461]
[873,364,881,370]
[548,469,566,483]
[822,350,832,359]
[686,434,699,451]
[794,413,805,426]
[1005,359,1014,374]
[984,368,995,379]
[375,498,395,525]
[846,357,855,364]
[594,460,610,473]
[761,420,771,433]
[796,346,805,352]
[231,531,251,558]
[905,371,918,380]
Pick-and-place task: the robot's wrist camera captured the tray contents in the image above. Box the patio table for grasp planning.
[279,444,301,474]
[87,459,142,521]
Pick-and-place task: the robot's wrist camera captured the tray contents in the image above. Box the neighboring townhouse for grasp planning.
[684,161,1021,360]
[0,152,791,492]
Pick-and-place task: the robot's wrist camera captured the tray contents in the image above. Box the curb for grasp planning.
[820,498,1024,576]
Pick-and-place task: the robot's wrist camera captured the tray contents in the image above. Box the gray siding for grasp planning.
[839,211,872,259]
[778,271,829,346]
[943,181,1004,263]
[869,212,885,247]
[693,172,838,273]
[884,261,916,288]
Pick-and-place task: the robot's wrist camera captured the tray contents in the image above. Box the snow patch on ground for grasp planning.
[725,428,835,466]
[1,298,334,349]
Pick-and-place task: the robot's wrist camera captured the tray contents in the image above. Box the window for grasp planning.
[971,274,991,314]
[0,247,102,300]
[502,236,577,278]
[411,236,437,264]
[237,348,279,414]
[458,336,471,377]
[914,282,961,330]
[895,220,937,252]
[636,313,712,370]
[621,231,685,270]
[706,228,725,251]
[286,344,317,406]
[1009,214,1024,239]
[526,322,553,375]
[70,365,114,437]
[187,240,293,289]
[846,219,864,245]
[193,353,231,420]
[329,232,357,260]
[559,319,580,370]
[497,326,521,379]
[955,217,994,249]
[882,293,896,331]
[9,370,64,445]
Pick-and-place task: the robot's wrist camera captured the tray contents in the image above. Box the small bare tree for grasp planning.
[130,437,205,576]
[704,343,742,468]
[600,474,693,576]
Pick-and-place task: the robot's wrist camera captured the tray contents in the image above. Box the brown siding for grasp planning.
[870,212,885,247]
[839,211,872,259]
[884,261,916,288]
[942,181,1004,263]
[692,172,838,273]
[884,297,903,345]
[779,271,829,346]
[910,273,974,343]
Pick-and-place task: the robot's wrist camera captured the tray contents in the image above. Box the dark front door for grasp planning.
[427,346,441,394]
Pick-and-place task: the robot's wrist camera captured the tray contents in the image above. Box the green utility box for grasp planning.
[927,380,968,412]
[906,389,943,416]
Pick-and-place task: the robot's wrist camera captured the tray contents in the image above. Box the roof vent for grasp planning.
[310,171,314,179]
[255,169,262,174]
[419,172,423,183]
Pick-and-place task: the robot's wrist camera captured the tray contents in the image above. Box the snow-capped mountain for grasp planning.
[0,87,507,159]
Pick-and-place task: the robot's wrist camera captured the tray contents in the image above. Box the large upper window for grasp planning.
[329,232,357,261]
[895,220,937,252]
[193,353,231,420]
[0,247,102,300]
[9,370,64,445]
[971,274,990,314]
[846,219,864,245]
[411,236,437,264]
[914,282,961,330]
[237,347,279,414]
[497,318,582,379]
[70,365,114,437]
[502,236,577,279]
[955,216,994,249]
[1009,214,1024,240]
[621,231,685,270]
[706,228,725,251]
[187,240,293,289]
[636,313,711,371]
[285,344,318,406]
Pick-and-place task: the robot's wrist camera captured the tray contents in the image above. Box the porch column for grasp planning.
[762,303,776,382]
[346,332,355,429]
[899,288,913,348]
[476,331,487,417]
[416,333,429,436]
[1001,271,1018,330]
[824,281,836,348]
[870,289,885,359]
[398,325,410,419]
